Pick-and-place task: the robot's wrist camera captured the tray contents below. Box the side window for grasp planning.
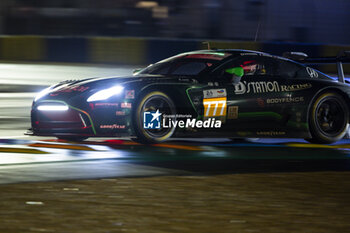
[275,59,303,78]
[214,55,277,79]
[213,56,306,80]
[143,63,171,75]
[240,57,271,76]
[155,65,171,75]
[171,61,207,75]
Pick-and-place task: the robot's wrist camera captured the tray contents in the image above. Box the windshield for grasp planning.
[138,52,231,76]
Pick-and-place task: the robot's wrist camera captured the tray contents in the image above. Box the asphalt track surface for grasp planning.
[0,63,350,232]
[0,136,350,183]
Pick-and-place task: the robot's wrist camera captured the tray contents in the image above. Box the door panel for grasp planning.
[205,55,294,137]
[223,76,291,136]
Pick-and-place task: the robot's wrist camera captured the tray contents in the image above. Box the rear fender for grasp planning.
[307,86,350,127]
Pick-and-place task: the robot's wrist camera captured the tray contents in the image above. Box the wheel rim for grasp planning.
[140,95,176,139]
[315,98,346,136]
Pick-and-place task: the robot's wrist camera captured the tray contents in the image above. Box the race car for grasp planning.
[28,49,350,144]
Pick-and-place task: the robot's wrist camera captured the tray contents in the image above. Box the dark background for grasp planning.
[0,0,349,45]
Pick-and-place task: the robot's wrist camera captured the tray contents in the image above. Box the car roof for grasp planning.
[165,49,301,65]
[191,49,272,56]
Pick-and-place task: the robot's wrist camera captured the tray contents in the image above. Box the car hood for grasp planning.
[39,74,187,101]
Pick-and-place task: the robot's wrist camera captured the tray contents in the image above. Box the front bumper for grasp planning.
[31,101,95,137]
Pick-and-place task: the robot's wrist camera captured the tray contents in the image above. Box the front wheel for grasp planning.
[306,92,349,144]
[133,91,176,144]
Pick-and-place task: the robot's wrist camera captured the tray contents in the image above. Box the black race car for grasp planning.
[28,49,350,144]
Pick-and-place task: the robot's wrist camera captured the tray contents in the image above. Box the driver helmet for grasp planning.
[240,60,266,75]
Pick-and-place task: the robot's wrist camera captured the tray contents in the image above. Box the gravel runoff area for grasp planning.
[0,172,349,233]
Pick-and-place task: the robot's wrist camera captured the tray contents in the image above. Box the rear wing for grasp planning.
[283,51,350,83]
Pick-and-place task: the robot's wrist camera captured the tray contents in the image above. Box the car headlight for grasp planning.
[87,85,124,102]
[37,105,69,111]
[34,86,52,102]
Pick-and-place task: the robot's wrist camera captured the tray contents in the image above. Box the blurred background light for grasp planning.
[136,1,159,8]
[0,0,348,44]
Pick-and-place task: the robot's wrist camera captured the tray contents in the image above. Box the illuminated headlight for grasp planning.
[34,87,52,102]
[87,85,124,102]
[37,105,69,111]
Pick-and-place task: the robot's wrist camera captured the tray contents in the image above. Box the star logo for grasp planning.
[143,109,162,129]
[150,109,162,122]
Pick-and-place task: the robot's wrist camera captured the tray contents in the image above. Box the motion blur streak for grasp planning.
[0,63,133,138]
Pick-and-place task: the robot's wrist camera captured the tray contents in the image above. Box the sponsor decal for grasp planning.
[234,81,312,95]
[203,89,226,98]
[240,53,258,56]
[185,53,229,60]
[208,82,219,87]
[144,110,162,129]
[296,111,302,122]
[257,131,286,136]
[203,97,227,117]
[257,98,265,108]
[100,124,126,129]
[125,90,135,99]
[293,111,305,128]
[280,84,312,92]
[306,67,319,78]
[227,106,239,119]
[95,103,118,107]
[237,131,252,136]
[143,110,222,129]
[56,86,89,93]
[74,86,89,92]
[116,111,126,116]
[266,96,304,104]
[294,111,303,128]
[121,102,132,108]
[192,96,201,106]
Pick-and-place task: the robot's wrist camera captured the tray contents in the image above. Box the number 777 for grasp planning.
[203,97,227,117]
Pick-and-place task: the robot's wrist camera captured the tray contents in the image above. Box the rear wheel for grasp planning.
[133,91,176,144]
[306,92,349,144]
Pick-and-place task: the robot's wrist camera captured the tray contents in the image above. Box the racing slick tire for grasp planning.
[306,92,349,144]
[133,91,176,144]
[56,136,89,142]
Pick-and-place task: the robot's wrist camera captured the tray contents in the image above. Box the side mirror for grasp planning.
[225,67,244,84]
[282,52,308,61]
[133,68,142,75]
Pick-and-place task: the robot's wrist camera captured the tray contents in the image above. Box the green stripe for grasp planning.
[186,87,199,116]
[68,105,97,135]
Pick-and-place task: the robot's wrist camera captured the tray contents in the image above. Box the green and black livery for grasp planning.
[28,49,350,144]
